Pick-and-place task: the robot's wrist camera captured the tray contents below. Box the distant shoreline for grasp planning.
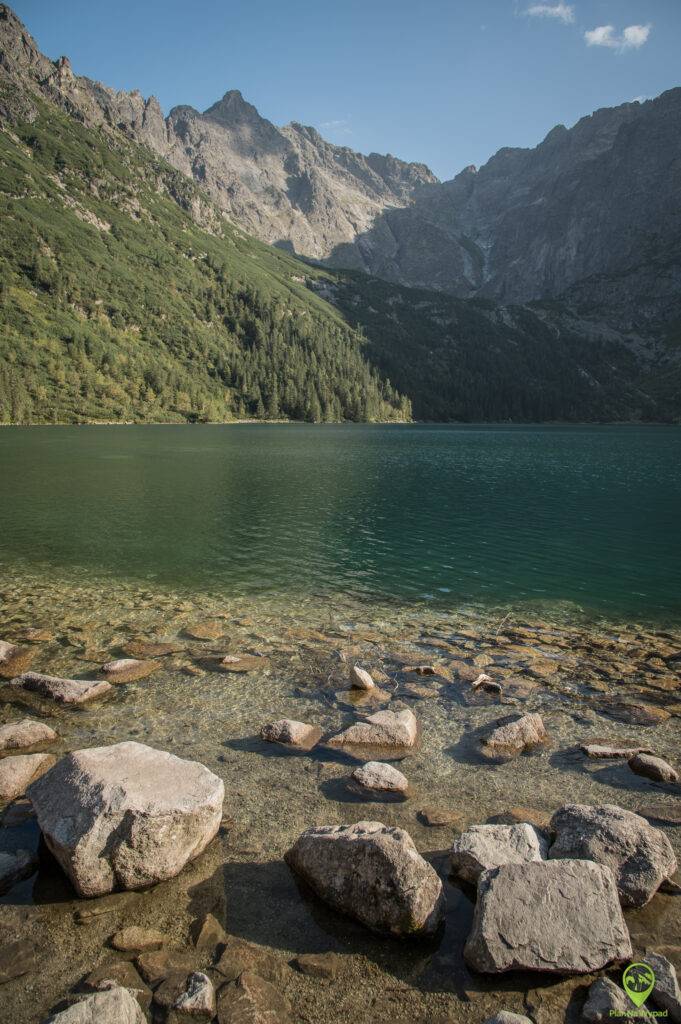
[0,419,679,428]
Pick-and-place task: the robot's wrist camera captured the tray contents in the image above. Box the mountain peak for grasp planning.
[203,89,262,126]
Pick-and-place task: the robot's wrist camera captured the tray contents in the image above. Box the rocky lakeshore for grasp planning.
[0,571,680,1024]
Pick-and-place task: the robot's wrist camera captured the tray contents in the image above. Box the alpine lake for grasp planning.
[0,423,679,1024]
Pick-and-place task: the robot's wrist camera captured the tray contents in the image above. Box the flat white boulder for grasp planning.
[549,803,677,907]
[260,719,321,749]
[43,985,145,1023]
[350,761,408,794]
[450,824,547,883]
[327,709,418,750]
[0,752,55,802]
[464,860,632,974]
[27,741,224,897]
[285,820,443,936]
[0,718,57,752]
[13,672,112,705]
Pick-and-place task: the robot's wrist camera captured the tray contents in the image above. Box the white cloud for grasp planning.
[584,23,651,52]
[524,3,575,24]
[320,118,352,137]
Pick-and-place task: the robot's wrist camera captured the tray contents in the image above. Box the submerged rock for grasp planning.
[0,848,38,895]
[101,658,159,683]
[418,806,464,828]
[350,665,375,690]
[350,761,409,795]
[0,752,55,802]
[628,753,678,783]
[123,639,182,658]
[483,1014,534,1024]
[28,741,224,897]
[218,653,265,673]
[193,912,228,952]
[185,620,225,641]
[464,860,631,974]
[0,938,37,984]
[173,971,216,1017]
[0,718,57,752]
[481,713,548,758]
[82,960,151,1011]
[111,926,165,952]
[582,977,631,1022]
[549,803,677,907]
[215,939,288,986]
[327,708,418,750]
[285,820,443,936]
[581,742,654,759]
[260,719,321,749]
[43,985,145,1023]
[450,824,547,883]
[0,640,35,678]
[216,971,291,1024]
[291,952,341,979]
[12,672,112,704]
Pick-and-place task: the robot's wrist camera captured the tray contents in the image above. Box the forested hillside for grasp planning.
[0,100,409,423]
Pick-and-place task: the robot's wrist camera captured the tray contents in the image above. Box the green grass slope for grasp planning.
[0,100,410,423]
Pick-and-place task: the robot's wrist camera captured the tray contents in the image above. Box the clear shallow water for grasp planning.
[0,424,680,1024]
[0,423,679,623]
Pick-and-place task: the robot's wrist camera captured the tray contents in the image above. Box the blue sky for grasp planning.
[12,0,680,180]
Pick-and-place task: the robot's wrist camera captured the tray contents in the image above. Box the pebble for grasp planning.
[0,719,57,752]
[0,752,55,802]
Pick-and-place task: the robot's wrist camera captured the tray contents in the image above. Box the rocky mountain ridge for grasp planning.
[2,2,679,328]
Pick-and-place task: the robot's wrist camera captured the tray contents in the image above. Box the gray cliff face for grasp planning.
[1,3,679,322]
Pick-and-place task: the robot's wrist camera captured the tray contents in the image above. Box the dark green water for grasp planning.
[0,423,679,622]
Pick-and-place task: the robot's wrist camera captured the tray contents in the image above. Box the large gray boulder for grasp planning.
[327,709,418,750]
[285,820,443,936]
[450,824,547,883]
[28,741,224,897]
[0,718,57,752]
[549,804,677,907]
[647,953,681,1023]
[464,860,632,974]
[43,985,145,1023]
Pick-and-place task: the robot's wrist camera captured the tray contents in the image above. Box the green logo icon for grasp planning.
[622,962,656,1008]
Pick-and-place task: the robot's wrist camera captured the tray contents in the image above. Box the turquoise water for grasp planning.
[0,423,679,623]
